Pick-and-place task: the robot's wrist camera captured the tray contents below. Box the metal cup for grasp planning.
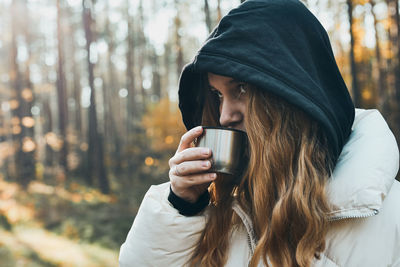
[195,126,249,178]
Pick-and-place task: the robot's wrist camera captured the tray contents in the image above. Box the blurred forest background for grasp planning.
[0,0,399,266]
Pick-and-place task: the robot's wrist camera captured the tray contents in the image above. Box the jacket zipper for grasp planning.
[328,209,379,221]
[246,231,253,254]
[247,233,253,267]
[232,202,256,253]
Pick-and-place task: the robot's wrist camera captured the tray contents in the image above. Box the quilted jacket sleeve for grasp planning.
[119,182,207,267]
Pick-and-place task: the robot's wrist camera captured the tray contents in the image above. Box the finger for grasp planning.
[169,147,212,166]
[172,160,212,176]
[170,172,217,188]
[177,126,203,153]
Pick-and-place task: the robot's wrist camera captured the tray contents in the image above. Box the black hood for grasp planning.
[178,0,355,161]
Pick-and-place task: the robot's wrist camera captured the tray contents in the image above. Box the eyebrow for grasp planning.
[208,78,241,90]
[227,78,240,84]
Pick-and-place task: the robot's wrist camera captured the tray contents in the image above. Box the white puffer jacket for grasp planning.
[119,109,400,267]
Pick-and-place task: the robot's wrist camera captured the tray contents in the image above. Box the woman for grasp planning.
[119,0,400,266]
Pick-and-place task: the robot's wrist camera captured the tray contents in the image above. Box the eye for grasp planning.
[239,83,246,93]
[211,88,223,99]
[236,83,247,99]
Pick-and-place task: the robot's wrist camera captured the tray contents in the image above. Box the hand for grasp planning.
[169,126,217,203]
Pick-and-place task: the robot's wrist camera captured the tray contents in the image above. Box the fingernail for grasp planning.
[196,126,203,132]
[210,173,217,179]
[202,148,210,155]
[203,161,210,167]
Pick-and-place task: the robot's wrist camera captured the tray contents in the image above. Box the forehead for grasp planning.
[207,72,239,87]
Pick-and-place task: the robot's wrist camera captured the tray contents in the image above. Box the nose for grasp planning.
[219,99,243,128]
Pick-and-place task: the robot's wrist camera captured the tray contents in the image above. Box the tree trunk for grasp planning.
[21,3,37,186]
[217,0,222,22]
[66,5,83,140]
[151,50,162,100]
[105,3,123,174]
[370,0,388,112]
[10,0,36,187]
[394,0,400,102]
[346,0,361,107]
[163,42,171,99]
[385,0,395,105]
[104,1,114,144]
[174,0,184,80]
[43,97,54,167]
[394,0,400,155]
[10,0,23,182]
[126,0,136,129]
[138,0,147,110]
[56,0,68,172]
[82,0,110,193]
[204,0,212,33]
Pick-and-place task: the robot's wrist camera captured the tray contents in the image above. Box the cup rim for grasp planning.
[201,126,246,134]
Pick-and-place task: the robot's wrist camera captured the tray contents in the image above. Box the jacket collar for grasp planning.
[326,109,399,220]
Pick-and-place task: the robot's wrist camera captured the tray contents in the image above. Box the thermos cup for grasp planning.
[195,126,248,178]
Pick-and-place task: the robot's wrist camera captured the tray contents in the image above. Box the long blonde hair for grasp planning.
[189,84,334,267]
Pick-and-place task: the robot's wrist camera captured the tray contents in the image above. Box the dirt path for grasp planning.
[0,226,118,267]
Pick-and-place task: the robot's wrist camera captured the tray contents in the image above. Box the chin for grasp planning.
[236,126,246,132]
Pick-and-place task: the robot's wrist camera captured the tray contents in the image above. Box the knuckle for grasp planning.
[189,147,200,154]
[185,147,198,158]
[186,176,195,184]
[180,133,188,143]
[177,152,185,162]
[179,164,187,173]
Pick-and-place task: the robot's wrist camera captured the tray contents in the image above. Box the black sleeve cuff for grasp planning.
[168,186,210,216]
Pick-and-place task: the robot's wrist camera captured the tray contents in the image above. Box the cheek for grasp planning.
[239,101,247,117]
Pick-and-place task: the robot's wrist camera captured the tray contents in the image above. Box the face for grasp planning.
[207,72,247,131]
